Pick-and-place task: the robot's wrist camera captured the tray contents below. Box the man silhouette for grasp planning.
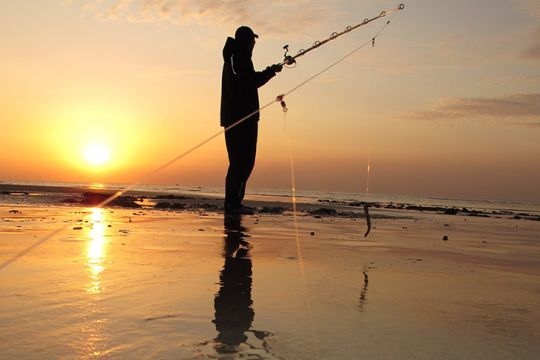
[221,26,282,214]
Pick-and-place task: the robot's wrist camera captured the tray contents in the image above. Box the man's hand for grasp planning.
[270,64,283,73]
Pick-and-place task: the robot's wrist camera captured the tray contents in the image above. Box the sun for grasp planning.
[83,144,111,166]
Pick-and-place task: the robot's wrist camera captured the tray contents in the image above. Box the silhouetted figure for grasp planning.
[221,26,282,213]
[213,215,253,352]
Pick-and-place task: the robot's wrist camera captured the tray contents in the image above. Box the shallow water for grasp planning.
[1,206,539,359]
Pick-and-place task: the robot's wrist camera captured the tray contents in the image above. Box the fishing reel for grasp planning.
[282,45,296,66]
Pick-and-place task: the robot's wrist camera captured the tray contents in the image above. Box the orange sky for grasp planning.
[1,1,539,202]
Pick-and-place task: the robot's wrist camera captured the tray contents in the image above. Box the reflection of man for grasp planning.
[221,26,282,213]
[213,215,253,351]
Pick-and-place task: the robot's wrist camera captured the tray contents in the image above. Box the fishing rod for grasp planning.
[279,4,405,66]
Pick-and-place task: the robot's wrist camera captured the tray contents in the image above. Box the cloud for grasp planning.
[522,26,540,59]
[513,0,540,18]
[515,121,540,127]
[70,0,331,35]
[404,93,540,124]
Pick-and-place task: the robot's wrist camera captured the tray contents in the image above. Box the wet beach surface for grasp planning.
[1,203,539,359]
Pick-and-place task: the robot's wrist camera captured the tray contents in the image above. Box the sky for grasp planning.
[0,0,539,202]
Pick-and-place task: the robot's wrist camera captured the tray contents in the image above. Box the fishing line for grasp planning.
[279,99,320,358]
[0,5,404,272]
[276,10,401,353]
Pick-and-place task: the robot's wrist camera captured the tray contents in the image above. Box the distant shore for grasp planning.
[1,183,539,222]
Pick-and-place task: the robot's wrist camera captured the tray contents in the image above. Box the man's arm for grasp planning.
[254,64,282,88]
[234,55,281,88]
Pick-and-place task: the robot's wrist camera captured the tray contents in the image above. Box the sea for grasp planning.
[1,180,539,216]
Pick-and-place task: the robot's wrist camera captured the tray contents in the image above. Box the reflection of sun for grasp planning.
[84,144,111,166]
[86,208,107,294]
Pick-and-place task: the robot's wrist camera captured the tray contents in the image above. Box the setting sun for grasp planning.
[84,144,111,166]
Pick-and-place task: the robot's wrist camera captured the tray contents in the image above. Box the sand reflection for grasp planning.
[78,207,108,358]
[86,208,108,295]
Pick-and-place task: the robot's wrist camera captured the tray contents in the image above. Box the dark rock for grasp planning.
[259,206,285,214]
[444,208,459,215]
[155,202,171,209]
[80,192,141,208]
[154,194,193,200]
[80,192,110,205]
[61,198,79,204]
[310,208,338,216]
[73,226,83,230]
[4,191,29,195]
[442,235,449,241]
[171,203,187,210]
[468,211,489,218]
[113,196,141,208]
[198,203,220,211]
[310,232,315,236]
[8,210,22,214]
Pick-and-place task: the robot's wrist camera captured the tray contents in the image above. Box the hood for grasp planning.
[222,37,235,62]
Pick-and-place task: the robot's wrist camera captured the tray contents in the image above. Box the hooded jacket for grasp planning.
[220,37,276,127]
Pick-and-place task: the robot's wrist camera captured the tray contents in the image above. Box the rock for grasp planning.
[73,226,83,230]
[310,232,315,236]
[8,209,22,214]
[310,208,338,216]
[444,208,459,215]
[154,194,193,200]
[113,196,142,208]
[198,203,219,211]
[2,191,29,195]
[61,198,79,204]
[80,192,141,208]
[170,203,187,210]
[155,202,171,209]
[442,235,449,241]
[80,192,110,205]
[259,206,285,214]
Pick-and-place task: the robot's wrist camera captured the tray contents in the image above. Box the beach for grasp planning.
[1,185,540,359]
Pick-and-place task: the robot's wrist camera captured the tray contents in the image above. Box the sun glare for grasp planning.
[84,144,111,166]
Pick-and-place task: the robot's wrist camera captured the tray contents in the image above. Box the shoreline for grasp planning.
[1,183,539,222]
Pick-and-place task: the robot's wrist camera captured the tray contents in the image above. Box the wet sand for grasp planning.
[1,204,539,359]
